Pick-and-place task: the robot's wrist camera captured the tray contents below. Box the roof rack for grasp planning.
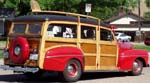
[30,0,100,25]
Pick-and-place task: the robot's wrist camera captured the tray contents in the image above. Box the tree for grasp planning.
[0,0,139,20]
[3,0,31,16]
[144,12,150,19]
[145,0,150,7]
[0,0,6,8]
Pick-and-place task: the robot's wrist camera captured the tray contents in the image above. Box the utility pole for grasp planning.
[138,0,141,42]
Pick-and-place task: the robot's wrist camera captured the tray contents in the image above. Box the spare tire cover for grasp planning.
[9,37,30,64]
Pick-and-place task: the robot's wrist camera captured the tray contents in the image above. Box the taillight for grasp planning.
[3,48,9,58]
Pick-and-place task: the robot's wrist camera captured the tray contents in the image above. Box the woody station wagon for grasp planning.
[0,9,149,82]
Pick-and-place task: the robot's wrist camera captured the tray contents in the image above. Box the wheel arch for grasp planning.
[43,45,84,71]
[136,57,147,67]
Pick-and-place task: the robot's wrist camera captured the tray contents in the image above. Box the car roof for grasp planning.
[8,15,110,28]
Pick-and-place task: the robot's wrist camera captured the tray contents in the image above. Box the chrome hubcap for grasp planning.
[133,61,141,72]
[67,64,77,77]
[14,46,21,56]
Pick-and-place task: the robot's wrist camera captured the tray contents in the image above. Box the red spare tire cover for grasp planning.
[9,37,30,64]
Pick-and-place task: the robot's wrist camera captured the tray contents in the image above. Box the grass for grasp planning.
[134,45,150,51]
[0,50,3,59]
[0,40,5,59]
[0,40,6,46]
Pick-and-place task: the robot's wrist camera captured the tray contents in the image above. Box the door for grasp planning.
[80,25,97,70]
[99,28,118,70]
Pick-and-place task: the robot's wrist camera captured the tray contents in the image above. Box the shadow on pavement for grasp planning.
[0,72,128,83]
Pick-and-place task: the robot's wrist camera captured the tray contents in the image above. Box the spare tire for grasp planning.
[9,37,30,64]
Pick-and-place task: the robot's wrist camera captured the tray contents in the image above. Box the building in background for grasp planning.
[0,8,15,39]
[105,11,150,42]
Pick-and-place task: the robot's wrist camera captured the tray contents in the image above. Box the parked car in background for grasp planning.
[144,37,150,46]
[115,32,131,42]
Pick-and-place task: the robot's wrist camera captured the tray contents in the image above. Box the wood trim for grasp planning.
[38,21,48,69]
[45,37,77,43]
[25,24,29,34]
[84,53,97,56]
[85,66,97,70]
[100,54,117,57]
[80,39,97,44]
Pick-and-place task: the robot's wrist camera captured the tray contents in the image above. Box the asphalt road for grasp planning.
[0,63,150,83]
[1,54,149,83]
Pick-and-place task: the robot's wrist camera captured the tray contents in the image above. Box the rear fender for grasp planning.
[118,49,148,71]
[43,45,84,72]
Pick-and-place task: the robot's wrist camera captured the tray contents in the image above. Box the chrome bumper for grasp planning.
[0,65,39,73]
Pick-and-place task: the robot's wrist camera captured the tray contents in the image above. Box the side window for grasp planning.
[81,26,96,40]
[100,28,114,41]
[47,24,77,38]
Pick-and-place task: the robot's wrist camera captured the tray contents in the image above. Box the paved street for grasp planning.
[0,60,150,83]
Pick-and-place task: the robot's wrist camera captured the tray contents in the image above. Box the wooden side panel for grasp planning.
[81,43,96,53]
[100,57,116,66]
[101,45,117,55]
[81,43,97,70]
[28,39,40,49]
[84,56,96,66]
[99,44,118,70]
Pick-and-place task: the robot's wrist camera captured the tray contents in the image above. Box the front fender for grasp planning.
[43,46,84,72]
[118,49,148,71]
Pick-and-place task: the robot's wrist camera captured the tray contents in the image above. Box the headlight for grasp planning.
[3,51,9,58]
[14,46,21,55]
[29,54,38,60]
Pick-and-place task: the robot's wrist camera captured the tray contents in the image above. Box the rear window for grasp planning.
[13,24,26,33]
[28,24,42,34]
[12,23,42,34]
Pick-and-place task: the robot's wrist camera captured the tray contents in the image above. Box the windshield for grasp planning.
[12,23,42,34]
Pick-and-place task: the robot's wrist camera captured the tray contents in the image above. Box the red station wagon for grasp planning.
[0,0,149,82]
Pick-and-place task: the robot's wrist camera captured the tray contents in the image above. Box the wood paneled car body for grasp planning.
[0,10,149,82]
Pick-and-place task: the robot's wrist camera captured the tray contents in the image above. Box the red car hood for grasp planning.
[118,42,133,50]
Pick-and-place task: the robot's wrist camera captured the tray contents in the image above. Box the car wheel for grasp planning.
[60,59,82,82]
[129,59,143,76]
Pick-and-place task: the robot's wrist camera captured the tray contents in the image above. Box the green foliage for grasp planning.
[0,0,139,20]
[0,50,3,59]
[145,0,150,7]
[144,12,150,19]
[134,45,150,51]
